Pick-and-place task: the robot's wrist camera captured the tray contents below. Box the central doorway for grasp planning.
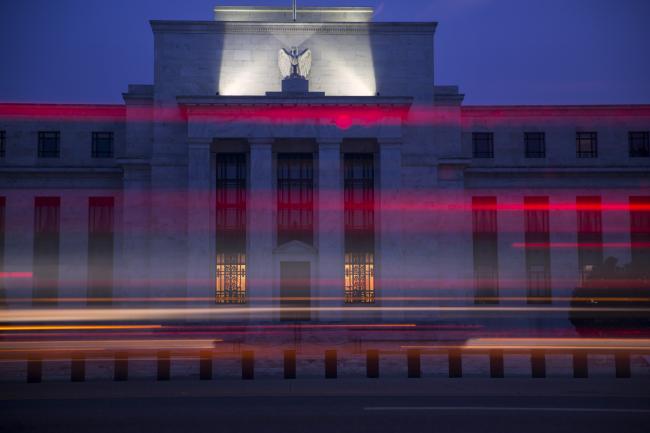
[280,261,311,321]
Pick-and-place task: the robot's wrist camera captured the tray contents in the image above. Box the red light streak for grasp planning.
[0,272,33,279]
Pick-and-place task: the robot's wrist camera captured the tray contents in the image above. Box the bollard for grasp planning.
[448,349,462,378]
[407,349,421,378]
[284,349,296,379]
[199,350,212,380]
[114,352,128,381]
[573,351,588,378]
[366,350,379,378]
[71,353,85,382]
[615,352,631,378]
[325,350,337,379]
[242,350,254,380]
[27,356,42,383]
[531,350,546,378]
[489,350,504,378]
[157,351,170,381]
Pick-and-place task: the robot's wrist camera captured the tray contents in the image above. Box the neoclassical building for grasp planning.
[0,4,649,324]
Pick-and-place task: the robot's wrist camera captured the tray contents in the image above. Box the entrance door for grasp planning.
[280,261,311,321]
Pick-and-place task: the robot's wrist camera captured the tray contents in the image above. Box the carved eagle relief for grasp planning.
[278,47,312,80]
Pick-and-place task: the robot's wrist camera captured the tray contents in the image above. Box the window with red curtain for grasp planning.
[277,153,313,246]
[472,196,499,304]
[630,196,650,273]
[0,197,5,305]
[88,197,114,302]
[577,196,603,282]
[33,197,60,304]
[215,153,247,304]
[344,153,375,304]
[524,196,551,302]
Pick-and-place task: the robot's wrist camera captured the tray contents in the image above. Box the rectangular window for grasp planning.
[38,131,60,158]
[630,196,650,273]
[215,253,247,304]
[92,132,114,158]
[216,153,247,304]
[0,130,5,158]
[472,132,494,158]
[0,197,5,305]
[524,197,551,303]
[472,196,499,304]
[576,132,598,158]
[277,153,314,246]
[344,154,375,304]
[577,196,603,282]
[524,132,546,158]
[33,197,60,303]
[629,132,650,158]
[87,197,114,302]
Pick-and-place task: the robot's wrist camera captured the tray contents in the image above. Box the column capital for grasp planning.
[377,137,402,147]
[248,137,274,147]
[187,137,212,148]
[317,138,342,150]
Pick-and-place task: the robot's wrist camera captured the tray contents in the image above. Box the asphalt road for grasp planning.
[2,379,649,433]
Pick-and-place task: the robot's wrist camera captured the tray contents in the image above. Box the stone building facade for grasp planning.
[0,5,649,325]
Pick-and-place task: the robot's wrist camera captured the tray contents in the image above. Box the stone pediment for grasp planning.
[273,240,318,256]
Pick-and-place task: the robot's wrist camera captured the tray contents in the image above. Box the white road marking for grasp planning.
[364,406,650,413]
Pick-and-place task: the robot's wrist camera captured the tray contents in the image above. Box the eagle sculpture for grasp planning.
[278,47,312,80]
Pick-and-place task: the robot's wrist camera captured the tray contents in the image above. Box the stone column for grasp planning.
[247,139,274,321]
[317,139,344,321]
[378,138,403,321]
[186,139,212,303]
[118,162,150,301]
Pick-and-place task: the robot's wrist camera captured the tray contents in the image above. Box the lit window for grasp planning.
[345,253,374,304]
[524,132,545,158]
[576,132,598,158]
[629,132,649,158]
[472,132,494,158]
[92,132,114,158]
[216,253,246,304]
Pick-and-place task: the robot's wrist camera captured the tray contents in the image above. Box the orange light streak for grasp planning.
[0,325,163,332]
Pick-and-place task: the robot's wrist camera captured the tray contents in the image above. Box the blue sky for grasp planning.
[0,0,649,105]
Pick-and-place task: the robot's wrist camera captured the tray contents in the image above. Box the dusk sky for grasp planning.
[1,0,648,105]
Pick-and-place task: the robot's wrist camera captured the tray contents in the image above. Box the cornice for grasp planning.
[150,20,437,35]
[177,95,413,107]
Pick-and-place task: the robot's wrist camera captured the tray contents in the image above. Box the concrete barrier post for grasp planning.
[325,350,337,379]
[448,349,462,378]
[27,356,42,383]
[489,350,504,378]
[71,353,85,382]
[615,352,631,378]
[157,351,171,381]
[284,349,296,379]
[114,352,128,381]
[573,351,588,378]
[407,349,421,378]
[199,350,212,380]
[531,350,546,378]
[242,350,254,380]
[366,350,379,378]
